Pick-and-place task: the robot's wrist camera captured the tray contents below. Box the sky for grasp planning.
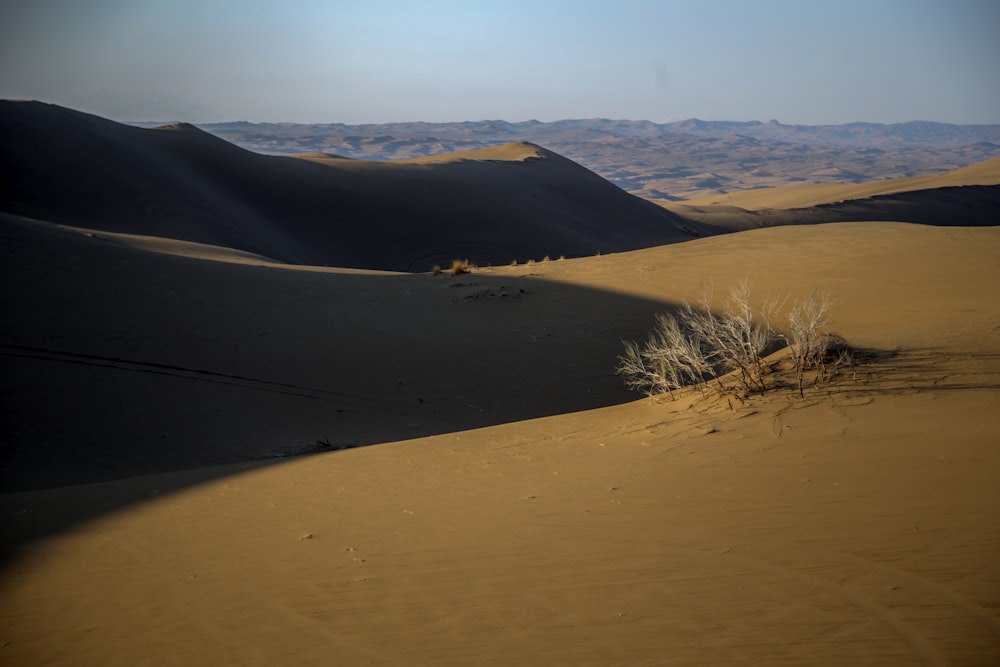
[1,0,998,125]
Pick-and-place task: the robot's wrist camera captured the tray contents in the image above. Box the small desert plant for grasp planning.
[450,259,473,275]
[783,291,857,395]
[617,280,777,398]
[784,290,830,397]
[618,311,713,399]
[681,280,778,393]
[431,264,442,276]
[617,280,850,399]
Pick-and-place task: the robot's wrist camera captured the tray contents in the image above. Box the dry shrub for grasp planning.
[680,280,778,394]
[450,259,473,275]
[618,280,848,399]
[785,290,830,397]
[618,311,713,399]
[784,290,857,395]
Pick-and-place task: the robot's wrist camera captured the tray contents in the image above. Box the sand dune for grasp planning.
[675,156,1000,210]
[0,211,677,491]
[1,103,999,664]
[2,221,998,665]
[659,157,1000,233]
[0,101,696,271]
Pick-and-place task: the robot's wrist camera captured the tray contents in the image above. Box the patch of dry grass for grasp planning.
[450,259,474,275]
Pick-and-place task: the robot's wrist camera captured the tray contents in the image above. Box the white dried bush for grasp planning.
[785,290,831,397]
[618,280,846,399]
[616,280,779,398]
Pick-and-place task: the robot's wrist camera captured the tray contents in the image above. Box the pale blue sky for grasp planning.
[2,0,998,124]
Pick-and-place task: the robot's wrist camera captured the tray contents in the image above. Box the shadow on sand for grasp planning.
[0,257,692,562]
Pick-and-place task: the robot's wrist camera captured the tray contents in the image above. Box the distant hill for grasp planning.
[165,117,1000,200]
[0,101,697,271]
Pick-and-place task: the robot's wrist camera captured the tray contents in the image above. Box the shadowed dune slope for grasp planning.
[0,212,675,492]
[0,101,696,271]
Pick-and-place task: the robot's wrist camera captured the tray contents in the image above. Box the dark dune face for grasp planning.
[0,101,698,271]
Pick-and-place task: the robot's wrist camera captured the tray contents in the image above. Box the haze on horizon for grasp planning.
[1,0,998,126]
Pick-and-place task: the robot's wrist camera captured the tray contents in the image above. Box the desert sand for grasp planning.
[657,157,1000,235]
[1,103,999,665]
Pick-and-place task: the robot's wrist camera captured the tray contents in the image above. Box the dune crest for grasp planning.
[150,121,206,133]
[398,141,551,163]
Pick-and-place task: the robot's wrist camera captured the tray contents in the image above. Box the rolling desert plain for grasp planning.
[1,100,1000,665]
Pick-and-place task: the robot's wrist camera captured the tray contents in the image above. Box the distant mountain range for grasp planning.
[138,118,1000,199]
